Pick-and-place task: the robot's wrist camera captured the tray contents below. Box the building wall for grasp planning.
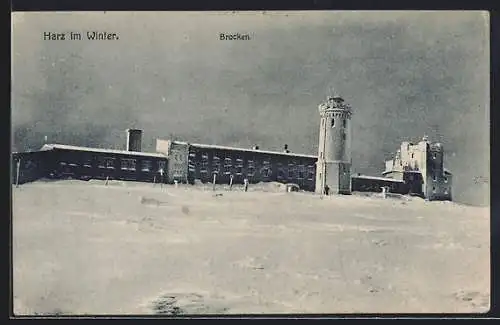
[13,149,168,184]
[426,143,452,200]
[156,139,189,183]
[318,162,351,194]
[384,138,452,201]
[12,151,52,185]
[187,145,317,191]
[351,176,408,194]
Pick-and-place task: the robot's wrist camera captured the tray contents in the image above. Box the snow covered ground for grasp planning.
[12,180,490,315]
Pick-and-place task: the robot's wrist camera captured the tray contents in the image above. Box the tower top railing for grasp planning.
[318,95,352,116]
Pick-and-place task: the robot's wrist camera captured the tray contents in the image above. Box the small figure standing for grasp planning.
[159,168,164,188]
[324,184,330,196]
[243,178,249,192]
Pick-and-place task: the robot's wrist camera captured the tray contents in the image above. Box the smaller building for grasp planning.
[382,136,452,201]
[351,174,409,195]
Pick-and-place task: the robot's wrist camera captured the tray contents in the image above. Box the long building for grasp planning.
[11,94,453,201]
[155,139,318,191]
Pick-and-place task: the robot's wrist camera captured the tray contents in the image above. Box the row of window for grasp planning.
[192,159,315,180]
[58,157,166,173]
[431,186,450,195]
[432,175,448,183]
[321,118,348,128]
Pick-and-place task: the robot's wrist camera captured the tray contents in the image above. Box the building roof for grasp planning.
[352,174,405,183]
[40,144,167,158]
[172,141,318,159]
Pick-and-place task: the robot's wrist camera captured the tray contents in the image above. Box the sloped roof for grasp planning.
[172,141,318,159]
[40,144,166,158]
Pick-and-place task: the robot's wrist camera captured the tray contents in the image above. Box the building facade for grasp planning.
[156,139,318,191]
[382,136,452,201]
[12,143,168,185]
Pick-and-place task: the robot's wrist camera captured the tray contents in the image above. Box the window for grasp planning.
[200,153,209,174]
[411,153,414,159]
[247,160,255,177]
[224,157,232,175]
[188,161,196,172]
[433,174,437,182]
[97,156,115,169]
[331,118,335,127]
[342,133,346,140]
[444,189,449,195]
[288,163,295,179]
[188,152,196,172]
[297,165,305,179]
[97,157,105,168]
[432,187,436,193]
[307,165,315,181]
[342,119,346,128]
[261,160,272,178]
[277,163,285,180]
[432,153,437,160]
[235,158,243,175]
[83,156,93,168]
[158,160,166,172]
[105,157,115,169]
[141,160,152,172]
[212,156,221,175]
[121,158,137,171]
[444,177,448,183]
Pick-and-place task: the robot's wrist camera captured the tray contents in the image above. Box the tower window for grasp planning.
[342,119,346,128]
[342,133,346,140]
[432,186,436,193]
[444,177,448,183]
[331,119,335,127]
[411,153,414,158]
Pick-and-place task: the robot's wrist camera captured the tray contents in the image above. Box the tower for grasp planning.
[315,91,353,195]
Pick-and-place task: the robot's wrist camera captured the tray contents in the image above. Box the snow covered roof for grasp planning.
[173,141,318,159]
[40,144,167,158]
[352,174,405,183]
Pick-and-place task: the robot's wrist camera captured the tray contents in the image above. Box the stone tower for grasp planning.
[315,91,353,195]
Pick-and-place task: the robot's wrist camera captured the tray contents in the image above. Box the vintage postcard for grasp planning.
[11,11,490,316]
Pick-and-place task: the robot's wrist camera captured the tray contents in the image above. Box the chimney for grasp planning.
[283,144,290,153]
[126,129,143,152]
